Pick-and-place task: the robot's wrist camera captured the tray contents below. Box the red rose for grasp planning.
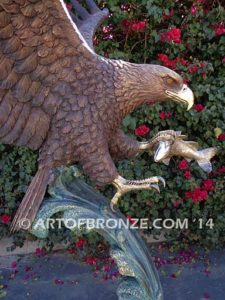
[214,24,225,36]
[159,111,166,120]
[194,104,204,112]
[66,4,73,11]
[191,6,197,15]
[127,215,135,225]
[163,9,174,21]
[178,160,189,170]
[179,58,189,66]
[188,65,199,74]
[1,214,11,224]
[203,179,214,191]
[84,256,97,265]
[76,238,86,248]
[103,264,111,272]
[121,19,132,30]
[167,112,173,118]
[35,247,46,257]
[158,54,177,69]
[161,27,181,44]
[217,167,225,173]
[135,125,150,136]
[11,261,17,269]
[185,187,208,203]
[218,133,225,141]
[184,170,192,180]
[131,21,146,31]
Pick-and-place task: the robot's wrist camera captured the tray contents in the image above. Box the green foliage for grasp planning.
[0,0,225,250]
[95,0,225,249]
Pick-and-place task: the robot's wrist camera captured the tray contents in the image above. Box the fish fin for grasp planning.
[10,166,51,232]
[162,158,171,166]
[198,161,213,173]
[197,147,218,173]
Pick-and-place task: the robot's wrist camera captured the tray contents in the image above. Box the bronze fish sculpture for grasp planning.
[154,131,217,172]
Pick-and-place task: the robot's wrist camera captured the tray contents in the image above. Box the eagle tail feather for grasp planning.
[10,166,50,233]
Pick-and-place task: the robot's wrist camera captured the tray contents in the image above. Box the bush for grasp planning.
[0,0,225,250]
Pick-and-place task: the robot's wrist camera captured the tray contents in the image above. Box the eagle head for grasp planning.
[149,65,194,110]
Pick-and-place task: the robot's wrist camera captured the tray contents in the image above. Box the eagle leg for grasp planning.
[110,175,166,211]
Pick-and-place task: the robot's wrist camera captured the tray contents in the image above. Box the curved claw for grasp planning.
[158,176,166,188]
[110,202,116,212]
[151,184,160,193]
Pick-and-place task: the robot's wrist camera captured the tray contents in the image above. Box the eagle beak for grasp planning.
[166,85,194,111]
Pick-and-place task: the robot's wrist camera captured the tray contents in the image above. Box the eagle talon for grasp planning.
[110,175,166,210]
[151,184,160,193]
[158,176,166,188]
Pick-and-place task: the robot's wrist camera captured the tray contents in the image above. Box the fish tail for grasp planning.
[197,147,218,173]
[10,166,51,233]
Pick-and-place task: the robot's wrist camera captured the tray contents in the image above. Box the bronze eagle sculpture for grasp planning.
[0,0,194,232]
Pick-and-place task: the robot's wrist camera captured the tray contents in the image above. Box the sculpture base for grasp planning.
[31,166,163,300]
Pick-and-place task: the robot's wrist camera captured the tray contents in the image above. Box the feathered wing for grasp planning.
[0,0,96,232]
[69,0,109,49]
[0,0,95,150]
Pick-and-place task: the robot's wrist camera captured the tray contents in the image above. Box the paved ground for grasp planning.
[0,247,224,300]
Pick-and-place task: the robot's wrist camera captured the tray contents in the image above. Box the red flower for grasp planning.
[191,6,198,15]
[218,133,225,141]
[159,111,166,120]
[35,247,46,257]
[202,71,207,78]
[173,199,184,208]
[185,187,208,203]
[217,167,225,173]
[178,160,189,170]
[159,111,173,120]
[66,4,73,11]
[222,57,225,63]
[188,65,199,74]
[179,58,189,66]
[135,125,150,136]
[184,170,192,180]
[54,279,64,285]
[127,215,135,225]
[103,264,111,272]
[161,27,182,44]
[194,104,204,112]
[203,292,210,299]
[11,261,17,269]
[167,112,173,118]
[203,179,214,191]
[84,256,97,265]
[163,9,174,21]
[76,238,86,248]
[158,54,177,69]
[121,19,132,31]
[1,214,11,224]
[131,21,146,31]
[214,24,225,36]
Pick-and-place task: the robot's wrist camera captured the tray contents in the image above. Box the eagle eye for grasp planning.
[166,77,175,85]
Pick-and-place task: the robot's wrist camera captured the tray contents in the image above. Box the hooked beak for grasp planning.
[165,84,194,111]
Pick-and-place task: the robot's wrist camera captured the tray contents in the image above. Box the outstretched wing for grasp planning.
[69,0,109,50]
[0,0,95,150]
